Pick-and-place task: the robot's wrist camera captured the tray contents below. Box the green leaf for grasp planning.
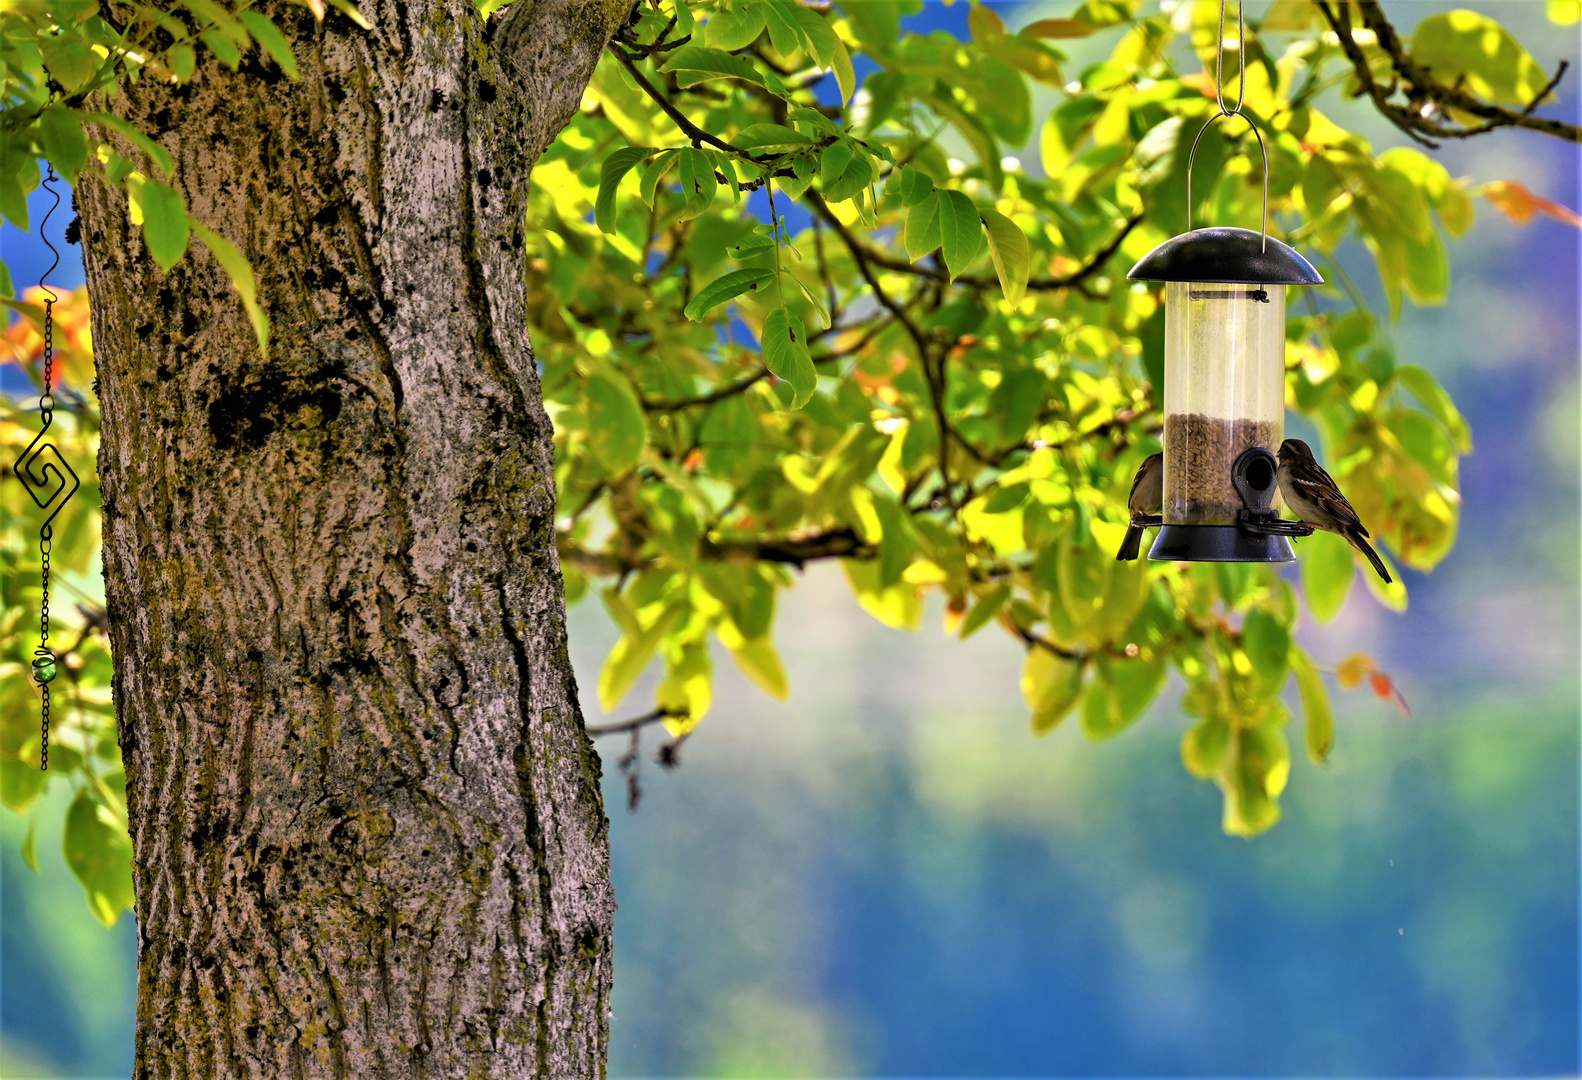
[598,602,684,712]
[1182,714,1231,778]
[585,368,647,474]
[728,634,790,700]
[760,0,807,57]
[788,3,837,68]
[842,557,923,630]
[639,148,679,205]
[199,27,241,70]
[325,0,373,29]
[1290,647,1334,764]
[1395,364,1472,453]
[733,123,813,151]
[677,146,718,219]
[238,11,299,80]
[831,36,856,104]
[189,217,269,354]
[729,232,779,260]
[672,0,695,35]
[705,3,765,49]
[656,638,713,731]
[936,190,983,279]
[169,42,197,82]
[595,145,653,234]
[21,816,39,873]
[1299,529,1354,624]
[139,178,189,272]
[37,106,88,183]
[1363,550,1408,613]
[0,259,12,299]
[85,112,175,177]
[871,492,918,587]
[889,164,934,208]
[819,140,873,204]
[1410,11,1552,105]
[181,0,249,45]
[978,207,1029,305]
[959,583,1009,639]
[1022,645,1083,734]
[62,790,134,927]
[904,190,943,262]
[39,36,96,92]
[683,267,775,320]
[761,306,816,408]
[662,45,767,88]
[1241,609,1291,697]
[1222,726,1289,836]
[0,758,46,813]
[1081,654,1165,740]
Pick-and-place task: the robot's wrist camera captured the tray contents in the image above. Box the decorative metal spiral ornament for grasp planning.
[14,164,79,771]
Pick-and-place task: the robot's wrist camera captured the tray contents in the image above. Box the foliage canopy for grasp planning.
[1,0,1575,922]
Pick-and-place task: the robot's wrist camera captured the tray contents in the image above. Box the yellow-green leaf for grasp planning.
[585,369,647,474]
[1290,647,1334,764]
[596,146,653,233]
[979,207,1029,305]
[598,603,684,712]
[139,178,189,272]
[1410,11,1552,105]
[936,190,984,279]
[189,218,269,354]
[762,306,816,408]
[238,11,299,80]
[1298,529,1353,624]
[62,790,134,927]
[1022,645,1083,734]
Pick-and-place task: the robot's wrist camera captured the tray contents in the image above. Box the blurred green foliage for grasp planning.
[4,0,1574,922]
[538,0,1498,838]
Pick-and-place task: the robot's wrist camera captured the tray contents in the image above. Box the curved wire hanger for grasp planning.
[1184,0,1269,251]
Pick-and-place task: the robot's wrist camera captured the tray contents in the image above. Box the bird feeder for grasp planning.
[1125,88,1323,561]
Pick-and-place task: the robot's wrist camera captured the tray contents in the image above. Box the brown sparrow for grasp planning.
[1115,452,1163,561]
[1277,439,1391,584]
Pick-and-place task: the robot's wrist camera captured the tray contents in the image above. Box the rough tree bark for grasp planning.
[75,0,632,1074]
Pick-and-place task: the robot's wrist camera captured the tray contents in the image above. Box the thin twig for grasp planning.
[586,707,684,736]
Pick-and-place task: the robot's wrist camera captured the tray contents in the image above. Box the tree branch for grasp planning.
[585,707,684,736]
[848,213,1144,293]
[558,524,875,577]
[1318,0,1580,147]
[703,524,873,566]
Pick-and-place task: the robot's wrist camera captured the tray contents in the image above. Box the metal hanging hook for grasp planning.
[1184,0,1268,251]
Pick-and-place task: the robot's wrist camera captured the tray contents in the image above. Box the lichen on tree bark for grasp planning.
[75,0,632,1075]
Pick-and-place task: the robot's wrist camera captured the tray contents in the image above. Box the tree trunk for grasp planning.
[74,0,630,1074]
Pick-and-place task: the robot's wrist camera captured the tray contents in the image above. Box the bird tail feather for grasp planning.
[1351,531,1391,584]
[1116,525,1144,562]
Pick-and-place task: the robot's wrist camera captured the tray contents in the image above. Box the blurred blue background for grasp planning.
[3,2,1578,1077]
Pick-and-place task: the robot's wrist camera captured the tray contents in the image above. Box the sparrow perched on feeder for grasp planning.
[1276,439,1391,584]
[1115,452,1163,561]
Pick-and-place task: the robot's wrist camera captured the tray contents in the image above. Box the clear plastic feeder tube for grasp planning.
[1162,281,1286,525]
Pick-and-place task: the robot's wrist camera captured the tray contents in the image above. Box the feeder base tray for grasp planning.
[1148,524,1296,563]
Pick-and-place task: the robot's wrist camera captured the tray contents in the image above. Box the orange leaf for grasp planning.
[1370,670,1412,718]
[1481,180,1582,230]
[1020,17,1094,38]
[943,592,967,635]
[1336,653,1373,689]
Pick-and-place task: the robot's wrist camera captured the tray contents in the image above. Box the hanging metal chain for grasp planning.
[14,164,80,771]
[1184,0,1270,248]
